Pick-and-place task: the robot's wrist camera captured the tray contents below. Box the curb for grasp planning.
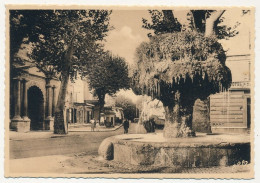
[9,125,124,141]
[68,124,123,132]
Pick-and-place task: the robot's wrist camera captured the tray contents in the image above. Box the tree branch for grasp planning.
[162,10,176,23]
[205,10,225,36]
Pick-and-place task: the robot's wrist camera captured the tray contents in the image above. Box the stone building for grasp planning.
[65,79,98,125]
[10,65,60,132]
[9,65,99,131]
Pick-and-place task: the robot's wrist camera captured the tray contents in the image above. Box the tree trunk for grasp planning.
[191,10,207,33]
[181,100,195,131]
[189,10,225,135]
[163,91,196,138]
[163,91,182,138]
[53,39,75,134]
[162,10,176,24]
[98,92,105,125]
[54,72,69,134]
[205,10,225,36]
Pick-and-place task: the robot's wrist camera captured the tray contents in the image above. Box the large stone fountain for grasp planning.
[98,132,250,168]
[98,32,250,169]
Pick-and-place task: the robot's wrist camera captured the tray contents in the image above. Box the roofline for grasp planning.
[226,54,250,57]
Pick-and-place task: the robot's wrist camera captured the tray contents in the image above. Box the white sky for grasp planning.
[104,9,253,66]
[104,9,253,101]
[18,9,254,103]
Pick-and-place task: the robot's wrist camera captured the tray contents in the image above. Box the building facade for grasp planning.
[64,78,101,125]
[10,66,60,132]
[210,54,251,133]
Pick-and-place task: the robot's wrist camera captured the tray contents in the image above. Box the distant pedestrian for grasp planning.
[123,119,129,134]
[91,119,96,131]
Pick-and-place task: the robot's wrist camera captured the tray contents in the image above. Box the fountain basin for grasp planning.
[102,133,250,168]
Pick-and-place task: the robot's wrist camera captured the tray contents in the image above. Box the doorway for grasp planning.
[28,86,44,130]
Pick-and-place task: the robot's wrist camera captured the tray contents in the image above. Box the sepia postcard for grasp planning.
[4,5,255,179]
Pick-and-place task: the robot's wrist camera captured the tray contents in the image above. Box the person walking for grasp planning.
[123,118,129,134]
[91,119,96,131]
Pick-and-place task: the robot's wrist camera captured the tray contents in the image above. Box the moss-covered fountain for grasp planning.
[98,31,250,169]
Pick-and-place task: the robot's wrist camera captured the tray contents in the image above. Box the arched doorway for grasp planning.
[28,86,44,130]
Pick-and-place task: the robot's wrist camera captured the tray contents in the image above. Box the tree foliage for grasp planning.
[10,10,111,77]
[142,10,181,37]
[142,10,240,40]
[135,9,238,137]
[132,31,232,137]
[132,31,231,104]
[10,10,112,133]
[115,95,137,121]
[86,52,130,118]
[189,10,240,39]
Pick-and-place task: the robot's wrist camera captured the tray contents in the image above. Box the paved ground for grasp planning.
[9,123,139,159]
[7,123,251,175]
[8,153,251,175]
[9,123,135,159]
[8,123,139,174]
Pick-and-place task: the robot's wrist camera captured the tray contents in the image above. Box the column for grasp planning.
[11,78,30,132]
[22,79,30,121]
[12,78,22,120]
[45,78,54,131]
[52,86,56,117]
[46,81,52,119]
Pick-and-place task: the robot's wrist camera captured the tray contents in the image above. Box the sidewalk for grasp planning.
[68,124,123,132]
[9,124,123,141]
[8,153,251,175]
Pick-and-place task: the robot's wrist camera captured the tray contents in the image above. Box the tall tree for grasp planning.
[86,52,130,122]
[132,31,232,138]
[10,10,47,78]
[133,8,237,137]
[138,9,241,135]
[10,10,112,134]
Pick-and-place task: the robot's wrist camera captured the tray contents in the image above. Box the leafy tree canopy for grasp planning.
[132,31,232,106]
[136,9,239,137]
[86,51,130,106]
[142,10,181,37]
[115,95,137,121]
[10,10,112,79]
[142,10,240,39]
[10,10,113,134]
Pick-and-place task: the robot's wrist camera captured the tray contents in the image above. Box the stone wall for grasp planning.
[192,99,212,133]
[113,140,250,168]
